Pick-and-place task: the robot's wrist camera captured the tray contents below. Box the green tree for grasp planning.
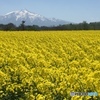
[21,20,25,30]
[82,21,88,30]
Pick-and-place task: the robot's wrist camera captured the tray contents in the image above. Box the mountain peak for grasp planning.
[22,9,29,12]
[5,10,35,16]
[19,9,33,14]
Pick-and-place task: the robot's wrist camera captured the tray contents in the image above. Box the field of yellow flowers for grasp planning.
[0,31,100,100]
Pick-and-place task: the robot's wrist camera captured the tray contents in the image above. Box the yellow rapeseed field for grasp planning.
[0,31,100,100]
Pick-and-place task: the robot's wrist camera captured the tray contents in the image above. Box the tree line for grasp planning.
[0,21,100,31]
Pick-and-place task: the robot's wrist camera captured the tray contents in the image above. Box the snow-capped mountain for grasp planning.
[0,10,70,26]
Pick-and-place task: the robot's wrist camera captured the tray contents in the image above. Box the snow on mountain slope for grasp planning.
[0,10,70,26]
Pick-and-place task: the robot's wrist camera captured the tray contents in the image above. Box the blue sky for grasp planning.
[0,0,100,23]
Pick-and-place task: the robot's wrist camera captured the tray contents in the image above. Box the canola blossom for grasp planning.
[0,31,100,100]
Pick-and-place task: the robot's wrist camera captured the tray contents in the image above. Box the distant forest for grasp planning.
[0,21,100,31]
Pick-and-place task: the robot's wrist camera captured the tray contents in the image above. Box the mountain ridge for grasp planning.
[0,10,70,26]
